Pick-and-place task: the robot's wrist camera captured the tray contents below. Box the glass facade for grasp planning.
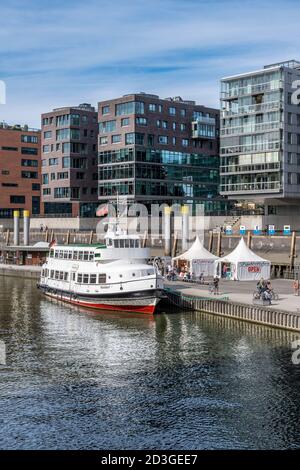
[98,148,225,213]
[220,68,285,196]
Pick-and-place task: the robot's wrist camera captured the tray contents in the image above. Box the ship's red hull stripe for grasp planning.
[44,292,156,315]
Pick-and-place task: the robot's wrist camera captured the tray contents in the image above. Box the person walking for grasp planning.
[213,276,219,295]
[293,278,299,296]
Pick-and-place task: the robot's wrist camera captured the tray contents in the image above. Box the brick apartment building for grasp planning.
[0,123,41,218]
[41,103,98,217]
[97,93,229,214]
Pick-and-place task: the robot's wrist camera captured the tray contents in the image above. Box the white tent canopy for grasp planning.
[173,236,218,277]
[215,237,271,281]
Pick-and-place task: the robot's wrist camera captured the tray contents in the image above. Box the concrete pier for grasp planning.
[164,280,300,332]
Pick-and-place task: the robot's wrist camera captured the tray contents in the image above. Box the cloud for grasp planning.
[0,0,300,126]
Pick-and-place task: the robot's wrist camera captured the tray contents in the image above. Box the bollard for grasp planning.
[23,210,30,246]
[164,206,172,256]
[181,205,189,252]
[13,210,20,246]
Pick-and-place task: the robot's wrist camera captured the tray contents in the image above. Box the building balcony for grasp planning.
[221,101,282,118]
[220,180,282,195]
[191,117,216,139]
[221,80,283,100]
[221,140,281,155]
[220,121,282,137]
[220,162,281,175]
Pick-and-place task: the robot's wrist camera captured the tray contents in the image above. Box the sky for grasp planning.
[0,0,300,128]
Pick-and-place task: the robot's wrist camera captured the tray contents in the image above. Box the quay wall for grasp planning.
[165,289,300,332]
[0,265,41,280]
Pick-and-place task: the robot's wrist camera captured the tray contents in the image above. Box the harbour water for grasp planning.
[0,276,300,450]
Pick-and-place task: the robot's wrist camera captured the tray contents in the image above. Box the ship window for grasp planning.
[55,271,59,279]
[50,270,54,279]
[45,269,48,277]
[125,240,130,248]
[114,240,119,248]
[42,269,45,277]
[120,239,124,248]
[130,240,135,248]
[132,273,136,277]
[59,251,63,259]
[83,251,89,260]
[73,251,78,260]
[89,253,94,261]
[68,251,72,259]
[77,273,82,283]
[72,273,76,281]
[63,251,68,259]
[98,274,106,284]
[59,271,64,280]
[54,251,59,259]
[90,274,97,284]
[83,274,89,284]
[119,274,123,278]
[78,251,83,260]
[64,272,68,281]
[50,250,54,258]
[147,269,154,275]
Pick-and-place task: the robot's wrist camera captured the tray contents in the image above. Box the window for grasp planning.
[180,109,186,117]
[57,172,68,179]
[180,123,186,131]
[148,134,155,146]
[99,120,116,133]
[62,142,70,153]
[116,101,144,116]
[172,137,176,145]
[158,135,168,144]
[21,147,38,155]
[102,105,110,114]
[32,183,40,191]
[62,157,70,168]
[125,133,135,145]
[56,114,70,126]
[121,118,130,126]
[44,131,52,139]
[135,133,144,145]
[42,174,49,184]
[169,107,176,115]
[98,274,106,284]
[43,145,50,153]
[182,139,189,147]
[90,274,97,284]
[100,136,108,145]
[136,117,147,125]
[10,195,25,203]
[43,188,51,195]
[156,120,161,127]
[172,122,176,130]
[21,135,38,143]
[288,152,293,164]
[83,274,89,284]
[162,121,168,129]
[149,103,156,112]
[82,115,87,122]
[288,133,292,145]
[56,128,70,140]
[22,171,38,179]
[77,274,82,283]
[112,134,122,143]
[21,159,38,167]
[1,146,17,151]
[49,158,58,166]
[51,173,56,180]
[288,113,293,125]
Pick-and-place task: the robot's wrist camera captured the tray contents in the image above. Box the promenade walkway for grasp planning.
[165,279,300,315]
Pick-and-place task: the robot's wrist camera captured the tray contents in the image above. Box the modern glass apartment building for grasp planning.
[98,93,229,214]
[220,60,300,205]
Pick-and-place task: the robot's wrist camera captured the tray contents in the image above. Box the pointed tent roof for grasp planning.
[217,237,270,264]
[173,236,218,261]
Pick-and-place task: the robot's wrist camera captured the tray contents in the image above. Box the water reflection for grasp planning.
[0,276,299,449]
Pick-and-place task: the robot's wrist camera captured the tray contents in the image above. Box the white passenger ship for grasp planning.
[38,224,164,315]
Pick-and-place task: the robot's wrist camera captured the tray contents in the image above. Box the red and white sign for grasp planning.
[248,265,261,273]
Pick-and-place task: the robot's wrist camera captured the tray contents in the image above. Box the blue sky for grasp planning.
[0,0,300,127]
